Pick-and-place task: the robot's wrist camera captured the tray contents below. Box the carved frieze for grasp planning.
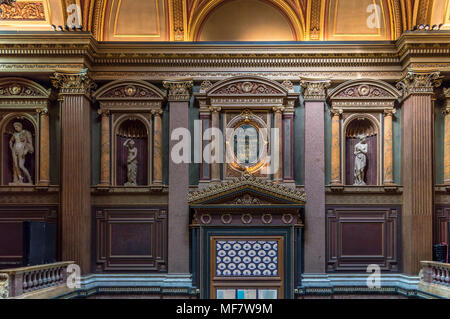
[0,78,51,109]
[212,81,283,95]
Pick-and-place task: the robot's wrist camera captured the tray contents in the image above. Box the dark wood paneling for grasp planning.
[94,207,167,272]
[0,206,58,268]
[434,206,450,244]
[326,206,401,272]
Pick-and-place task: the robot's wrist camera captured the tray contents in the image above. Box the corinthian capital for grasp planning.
[396,69,442,98]
[163,79,193,102]
[300,79,331,101]
[51,69,97,97]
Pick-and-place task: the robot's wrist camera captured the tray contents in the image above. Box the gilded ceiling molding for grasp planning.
[307,0,323,40]
[188,0,306,41]
[171,0,187,41]
[0,0,45,20]
[187,173,306,205]
[51,68,97,97]
[300,78,331,101]
[396,69,442,98]
[163,79,194,101]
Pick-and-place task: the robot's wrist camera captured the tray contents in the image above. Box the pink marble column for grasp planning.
[301,79,330,273]
[163,79,193,274]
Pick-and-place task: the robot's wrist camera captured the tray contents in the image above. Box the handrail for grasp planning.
[0,261,74,298]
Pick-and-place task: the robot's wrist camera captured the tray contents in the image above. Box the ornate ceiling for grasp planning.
[0,0,449,41]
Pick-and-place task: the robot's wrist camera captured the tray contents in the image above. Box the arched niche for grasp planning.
[113,116,150,186]
[329,79,401,187]
[94,80,166,188]
[343,115,380,186]
[0,114,37,186]
[0,78,51,187]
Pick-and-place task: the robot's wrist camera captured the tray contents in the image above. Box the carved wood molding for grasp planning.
[0,77,51,109]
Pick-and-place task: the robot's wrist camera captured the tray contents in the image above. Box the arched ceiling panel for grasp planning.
[195,0,298,41]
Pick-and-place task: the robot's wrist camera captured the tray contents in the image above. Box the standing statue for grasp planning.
[123,139,138,186]
[9,122,34,185]
[353,134,368,186]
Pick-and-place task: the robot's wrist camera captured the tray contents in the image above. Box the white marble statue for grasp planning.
[123,139,138,186]
[9,122,34,185]
[353,134,368,186]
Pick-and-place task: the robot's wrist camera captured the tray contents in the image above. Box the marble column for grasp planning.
[163,79,193,274]
[152,109,163,185]
[444,88,450,185]
[98,109,110,187]
[330,109,342,185]
[396,70,441,275]
[301,79,330,273]
[272,106,285,183]
[209,106,221,183]
[38,107,50,187]
[51,69,96,274]
[383,109,396,185]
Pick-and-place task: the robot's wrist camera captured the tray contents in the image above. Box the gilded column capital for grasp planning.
[97,108,110,117]
[36,107,49,115]
[209,106,222,113]
[384,109,396,117]
[396,69,442,98]
[272,106,285,113]
[300,79,331,101]
[51,69,97,97]
[163,79,193,102]
[330,108,343,117]
[151,109,164,116]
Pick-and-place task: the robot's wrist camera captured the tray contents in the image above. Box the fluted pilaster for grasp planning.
[152,109,163,185]
[98,109,110,186]
[209,106,221,183]
[272,106,285,183]
[397,69,441,274]
[330,109,342,185]
[51,69,96,274]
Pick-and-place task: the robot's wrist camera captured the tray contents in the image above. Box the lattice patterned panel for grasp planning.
[215,240,278,277]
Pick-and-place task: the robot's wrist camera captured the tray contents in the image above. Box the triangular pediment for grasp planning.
[188,174,306,206]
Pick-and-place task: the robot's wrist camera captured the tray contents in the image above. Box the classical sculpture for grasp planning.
[123,139,137,186]
[9,122,34,185]
[353,134,368,186]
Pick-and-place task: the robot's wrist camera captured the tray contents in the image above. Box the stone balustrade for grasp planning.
[0,262,74,298]
[419,261,450,298]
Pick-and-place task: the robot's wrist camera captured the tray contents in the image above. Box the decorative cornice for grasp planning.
[187,174,306,205]
[51,69,97,97]
[163,79,193,102]
[300,79,331,101]
[396,69,442,98]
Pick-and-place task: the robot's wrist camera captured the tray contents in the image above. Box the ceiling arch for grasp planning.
[188,0,305,41]
[1,0,448,40]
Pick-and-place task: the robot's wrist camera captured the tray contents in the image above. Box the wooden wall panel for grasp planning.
[326,206,400,272]
[434,206,450,244]
[95,207,167,272]
[0,206,58,268]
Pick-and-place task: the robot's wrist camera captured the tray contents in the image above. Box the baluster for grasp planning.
[51,268,56,284]
[33,272,38,290]
[23,273,28,291]
[55,268,60,282]
[43,269,48,287]
[38,270,43,287]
